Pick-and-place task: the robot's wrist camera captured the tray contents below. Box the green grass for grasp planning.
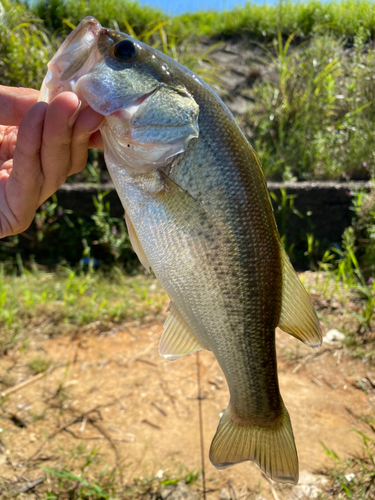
[0,0,56,88]
[27,0,375,43]
[311,187,375,361]
[245,30,375,180]
[0,441,200,499]
[0,266,167,354]
[312,249,375,362]
[174,0,375,41]
[40,461,200,500]
[28,354,52,374]
[30,0,167,38]
[321,426,375,498]
[0,191,137,268]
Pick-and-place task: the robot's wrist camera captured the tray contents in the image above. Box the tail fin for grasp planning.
[209,404,299,484]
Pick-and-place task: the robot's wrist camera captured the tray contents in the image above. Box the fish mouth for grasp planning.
[38,17,156,117]
[39,17,103,103]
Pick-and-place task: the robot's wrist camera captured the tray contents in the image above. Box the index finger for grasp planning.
[0,86,39,126]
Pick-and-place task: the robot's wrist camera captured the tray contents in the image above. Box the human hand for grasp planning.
[0,86,104,238]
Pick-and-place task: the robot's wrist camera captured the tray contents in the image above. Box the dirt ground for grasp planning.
[0,294,374,499]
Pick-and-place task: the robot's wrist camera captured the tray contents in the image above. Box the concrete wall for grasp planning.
[57,181,372,247]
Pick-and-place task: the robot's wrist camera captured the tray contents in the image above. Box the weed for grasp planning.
[40,445,200,500]
[249,31,375,181]
[42,446,118,499]
[332,189,375,333]
[183,469,200,485]
[0,373,15,389]
[350,188,375,280]
[318,227,375,347]
[26,0,375,44]
[0,0,55,87]
[2,190,136,268]
[313,187,375,359]
[28,355,51,374]
[0,266,167,354]
[270,188,304,257]
[30,407,47,423]
[269,188,321,265]
[321,431,375,499]
[89,191,131,263]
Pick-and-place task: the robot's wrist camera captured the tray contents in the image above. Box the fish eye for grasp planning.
[114,40,136,61]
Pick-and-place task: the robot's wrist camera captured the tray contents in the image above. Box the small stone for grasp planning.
[29,433,37,442]
[219,488,230,500]
[323,329,345,345]
[17,402,31,411]
[160,481,198,500]
[330,300,341,309]
[292,471,328,499]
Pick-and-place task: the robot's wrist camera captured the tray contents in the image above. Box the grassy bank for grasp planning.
[27,0,375,43]
[0,266,167,355]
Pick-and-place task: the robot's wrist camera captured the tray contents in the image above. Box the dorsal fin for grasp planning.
[124,213,151,272]
[278,246,322,348]
[159,302,204,360]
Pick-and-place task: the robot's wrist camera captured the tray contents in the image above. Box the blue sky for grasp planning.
[139,0,255,16]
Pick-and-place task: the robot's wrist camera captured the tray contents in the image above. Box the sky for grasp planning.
[138,0,254,16]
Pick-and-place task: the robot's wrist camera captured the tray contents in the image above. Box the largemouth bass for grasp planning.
[39,17,322,484]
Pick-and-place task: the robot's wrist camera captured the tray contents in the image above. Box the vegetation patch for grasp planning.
[0,266,167,355]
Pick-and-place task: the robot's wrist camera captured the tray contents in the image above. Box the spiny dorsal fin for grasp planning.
[278,246,322,348]
[159,302,204,360]
[124,213,151,273]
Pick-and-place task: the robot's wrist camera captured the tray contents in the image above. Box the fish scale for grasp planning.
[39,16,322,484]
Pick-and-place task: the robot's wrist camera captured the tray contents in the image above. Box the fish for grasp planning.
[39,17,322,484]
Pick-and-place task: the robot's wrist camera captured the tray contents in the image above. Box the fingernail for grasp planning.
[88,120,104,135]
[68,99,82,128]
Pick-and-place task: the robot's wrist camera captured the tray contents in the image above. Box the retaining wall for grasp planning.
[57,181,373,247]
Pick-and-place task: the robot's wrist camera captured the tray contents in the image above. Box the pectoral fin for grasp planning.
[159,302,204,360]
[125,213,151,272]
[278,246,322,347]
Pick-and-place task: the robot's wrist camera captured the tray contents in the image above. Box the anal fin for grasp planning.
[278,246,322,347]
[159,302,204,360]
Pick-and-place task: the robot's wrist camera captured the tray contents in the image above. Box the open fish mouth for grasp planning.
[39,17,102,104]
[39,17,157,118]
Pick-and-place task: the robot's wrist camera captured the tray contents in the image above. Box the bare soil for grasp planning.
[0,286,374,499]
